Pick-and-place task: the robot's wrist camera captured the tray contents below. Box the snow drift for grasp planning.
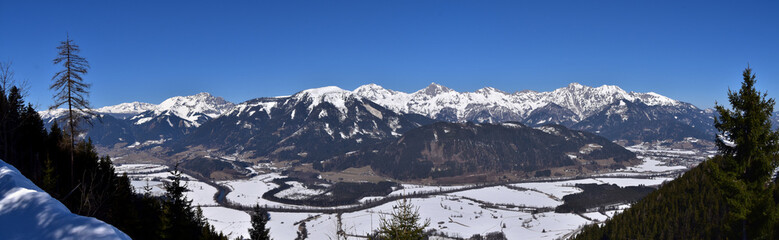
[0,159,130,240]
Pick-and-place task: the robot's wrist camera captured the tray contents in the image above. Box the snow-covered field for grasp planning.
[265,195,621,240]
[618,157,687,173]
[275,181,329,200]
[115,163,168,174]
[389,184,473,197]
[449,186,562,208]
[120,154,686,239]
[201,207,251,238]
[125,168,218,206]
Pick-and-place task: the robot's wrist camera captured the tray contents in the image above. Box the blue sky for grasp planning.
[1,1,778,109]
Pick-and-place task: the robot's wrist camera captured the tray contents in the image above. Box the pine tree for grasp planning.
[248,204,271,240]
[374,199,430,240]
[49,34,96,186]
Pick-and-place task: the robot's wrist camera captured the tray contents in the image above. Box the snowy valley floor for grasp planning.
[115,144,706,240]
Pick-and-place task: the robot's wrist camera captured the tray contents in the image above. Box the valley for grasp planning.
[46,82,721,239]
[116,142,708,239]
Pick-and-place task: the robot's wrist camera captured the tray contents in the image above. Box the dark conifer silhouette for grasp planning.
[249,204,271,240]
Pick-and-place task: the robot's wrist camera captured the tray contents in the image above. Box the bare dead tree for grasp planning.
[50,35,96,185]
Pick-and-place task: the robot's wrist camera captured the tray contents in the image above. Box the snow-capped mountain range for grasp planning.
[95,102,156,118]
[43,92,234,127]
[41,83,688,128]
[177,86,433,162]
[354,82,683,123]
[39,83,716,158]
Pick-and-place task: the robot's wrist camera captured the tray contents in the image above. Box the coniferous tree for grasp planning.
[248,204,271,240]
[714,67,779,237]
[50,35,96,185]
[161,163,196,240]
[374,199,430,240]
[714,66,779,186]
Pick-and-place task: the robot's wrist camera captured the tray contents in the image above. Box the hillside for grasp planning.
[175,86,435,163]
[574,68,779,239]
[573,157,779,239]
[320,122,637,181]
[571,99,714,143]
[0,159,131,240]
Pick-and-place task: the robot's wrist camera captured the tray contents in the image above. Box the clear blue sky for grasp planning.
[1,1,778,109]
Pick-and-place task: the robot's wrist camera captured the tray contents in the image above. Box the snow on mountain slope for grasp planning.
[183,86,434,162]
[95,102,156,119]
[353,82,682,123]
[292,86,353,114]
[151,92,234,126]
[42,92,235,128]
[40,102,155,120]
[0,159,131,240]
[38,108,69,122]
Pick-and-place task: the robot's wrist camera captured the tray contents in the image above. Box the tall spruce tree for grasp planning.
[714,66,779,187]
[248,204,271,240]
[714,66,779,238]
[50,35,95,185]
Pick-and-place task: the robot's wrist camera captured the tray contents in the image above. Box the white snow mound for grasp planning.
[0,159,131,240]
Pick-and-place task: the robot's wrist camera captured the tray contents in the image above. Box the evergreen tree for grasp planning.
[248,204,271,240]
[714,66,779,186]
[714,67,779,237]
[161,163,197,240]
[373,199,430,240]
[42,156,57,192]
[49,34,96,185]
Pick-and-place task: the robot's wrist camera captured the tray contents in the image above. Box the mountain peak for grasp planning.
[595,84,627,93]
[154,92,235,125]
[95,101,155,114]
[419,82,453,95]
[298,86,348,97]
[475,87,507,95]
[567,82,586,89]
[294,86,355,114]
[354,83,384,92]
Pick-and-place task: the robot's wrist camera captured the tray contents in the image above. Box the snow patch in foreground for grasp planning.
[0,159,131,240]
